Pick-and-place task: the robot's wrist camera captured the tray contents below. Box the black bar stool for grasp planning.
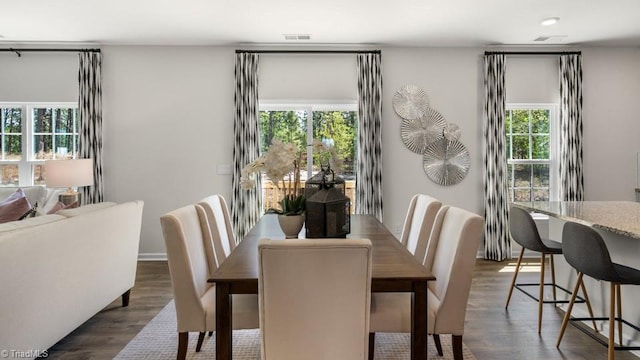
[506,206,596,333]
[557,221,640,360]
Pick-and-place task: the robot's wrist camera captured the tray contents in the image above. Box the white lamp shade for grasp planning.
[45,159,94,188]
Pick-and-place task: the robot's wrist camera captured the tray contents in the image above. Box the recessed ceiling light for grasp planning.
[284,34,311,41]
[541,17,560,26]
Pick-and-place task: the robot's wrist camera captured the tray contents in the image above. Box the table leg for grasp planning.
[216,282,232,360]
[412,280,428,360]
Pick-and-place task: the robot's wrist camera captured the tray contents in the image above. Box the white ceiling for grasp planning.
[1,0,640,47]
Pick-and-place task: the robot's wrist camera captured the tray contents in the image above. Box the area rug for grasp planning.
[115,301,475,359]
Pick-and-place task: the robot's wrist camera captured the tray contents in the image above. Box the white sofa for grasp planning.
[0,200,144,356]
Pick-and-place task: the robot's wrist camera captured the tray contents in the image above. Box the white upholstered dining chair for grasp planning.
[369,206,483,360]
[258,238,373,360]
[197,194,236,270]
[160,204,259,360]
[400,194,442,262]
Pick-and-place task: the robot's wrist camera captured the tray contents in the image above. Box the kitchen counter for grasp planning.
[513,201,640,239]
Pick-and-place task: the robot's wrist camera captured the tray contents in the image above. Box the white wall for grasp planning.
[102,46,236,257]
[2,45,639,257]
[582,48,640,201]
[0,52,77,101]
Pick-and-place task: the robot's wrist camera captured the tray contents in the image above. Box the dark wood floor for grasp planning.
[43,259,639,359]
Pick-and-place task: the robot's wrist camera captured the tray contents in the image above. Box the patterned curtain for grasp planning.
[483,54,510,261]
[231,52,262,240]
[356,52,383,221]
[559,54,584,201]
[78,52,104,204]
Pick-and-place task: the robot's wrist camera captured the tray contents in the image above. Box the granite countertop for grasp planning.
[513,201,640,239]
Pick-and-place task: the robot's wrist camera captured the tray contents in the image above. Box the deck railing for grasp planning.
[262,180,356,214]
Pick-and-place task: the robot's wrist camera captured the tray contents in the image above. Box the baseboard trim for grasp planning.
[138,253,167,261]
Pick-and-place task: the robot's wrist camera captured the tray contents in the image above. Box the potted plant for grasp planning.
[241,139,305,238]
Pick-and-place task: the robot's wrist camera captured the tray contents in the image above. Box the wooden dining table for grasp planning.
[209,214,435,360]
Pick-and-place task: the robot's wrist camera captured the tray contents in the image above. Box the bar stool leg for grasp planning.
[578,273,598,332]
[506,247,525,308]
[616,284,622,346]
[538,252,546,334]
[550,254,557,301]
[609,283,616,360]
[557,272,583,348]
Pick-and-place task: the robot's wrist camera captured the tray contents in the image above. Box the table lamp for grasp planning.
[45,159,94,206]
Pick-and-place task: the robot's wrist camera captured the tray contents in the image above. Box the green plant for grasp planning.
[267,194,306,216]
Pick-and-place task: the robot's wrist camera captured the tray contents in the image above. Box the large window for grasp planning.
[505,104,557,202]
[0,103,79,187]
[259,102,358,212]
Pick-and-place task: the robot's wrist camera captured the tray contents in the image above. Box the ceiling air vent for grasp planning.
[534,35,567,42]
[284,34,311,41]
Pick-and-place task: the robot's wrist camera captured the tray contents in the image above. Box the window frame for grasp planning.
[0,102,79,187]
[505,103,559,202]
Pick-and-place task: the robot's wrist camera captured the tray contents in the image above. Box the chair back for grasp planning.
[428,206,483,335]
[258,238,373,360]
[400,194,442,264]
[160,205,209,332]
[197,195,236,271]
[562,221,619,282]
[509,206,546,252]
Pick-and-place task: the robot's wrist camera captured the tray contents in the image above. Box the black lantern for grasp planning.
[305,165,345,200]
[305,180,351,238]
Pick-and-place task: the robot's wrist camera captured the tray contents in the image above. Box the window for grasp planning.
[505,104,557,202]
[0,103,79,187]
[259,102,358,213]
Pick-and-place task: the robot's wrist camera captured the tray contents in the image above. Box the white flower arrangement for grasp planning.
[241,139,305,215]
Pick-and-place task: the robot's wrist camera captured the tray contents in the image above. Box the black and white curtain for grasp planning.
[78,52,104,204]
[483,54,510,261]
[231,52,262,240]
[356,52,383,221]
[559,54,584,201]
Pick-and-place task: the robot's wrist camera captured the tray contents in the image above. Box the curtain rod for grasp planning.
[235,49,381,54]
[0,48,101,57]
[484,51,581,56]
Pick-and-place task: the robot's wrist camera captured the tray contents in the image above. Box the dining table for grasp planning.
[209,213,435,360]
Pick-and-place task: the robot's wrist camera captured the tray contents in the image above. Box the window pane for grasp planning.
[33,108,53,133]
[259,110,307,154]
[34,135,53,160]
[4,135,22,160]
[531,109,550,133]
[55,108,75,133]
[3,108,22,133]
[33,164,46,186]
[514,189,531,202]
[532,135,550,159]
[533,164,550,187]
[506,135,512,159]
[312,111,358,179]
[533,189,549,201]
[514,164,532,188]
[505,110,512,132]
[54,134,74,159]
[511,110,529,133]
[511,135,530,159]
[0,164,19,186]
[507,164,513,186]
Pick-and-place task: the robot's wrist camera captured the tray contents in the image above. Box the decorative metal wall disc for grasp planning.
[423,138,470,186]
[392,85,429,120]
[401,107,446,154]
[443,123,461,141]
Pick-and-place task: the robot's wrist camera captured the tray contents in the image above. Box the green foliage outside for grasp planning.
[259,110,358,177]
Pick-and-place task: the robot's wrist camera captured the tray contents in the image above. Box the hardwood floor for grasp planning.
[43,259,639,359]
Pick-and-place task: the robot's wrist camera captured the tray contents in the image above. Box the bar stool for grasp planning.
[506,206,595,333]
[557,221,640,360]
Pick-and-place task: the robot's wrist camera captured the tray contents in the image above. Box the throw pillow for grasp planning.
[47,201,79,214]
[0,188,26,206]
[0,196,33,224]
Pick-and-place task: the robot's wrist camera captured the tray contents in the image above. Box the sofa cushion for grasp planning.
[56,202,117,217]
[46,201,79,214]
[0,214,66,232]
